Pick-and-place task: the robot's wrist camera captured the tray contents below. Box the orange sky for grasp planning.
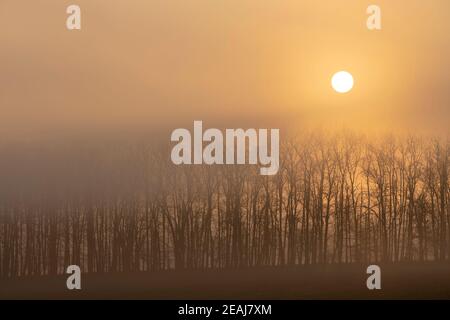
[1,0,449,141]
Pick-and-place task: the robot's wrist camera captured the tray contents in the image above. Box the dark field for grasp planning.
[1,262,449,300]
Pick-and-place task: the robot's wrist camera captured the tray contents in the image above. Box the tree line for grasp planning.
[0,133,448,277]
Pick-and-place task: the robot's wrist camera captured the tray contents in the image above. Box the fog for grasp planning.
[0,0,449,143]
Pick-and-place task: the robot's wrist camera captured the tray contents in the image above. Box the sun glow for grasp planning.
[331,71,354,93]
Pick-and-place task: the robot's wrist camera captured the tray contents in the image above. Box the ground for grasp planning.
[1,262,449,299]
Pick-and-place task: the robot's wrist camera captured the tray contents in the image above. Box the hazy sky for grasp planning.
[1,0,449,141]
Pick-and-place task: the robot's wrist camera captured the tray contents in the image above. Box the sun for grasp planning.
[331,71,354,93]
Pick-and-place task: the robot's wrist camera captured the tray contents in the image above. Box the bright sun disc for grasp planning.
[331,71,354,93]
